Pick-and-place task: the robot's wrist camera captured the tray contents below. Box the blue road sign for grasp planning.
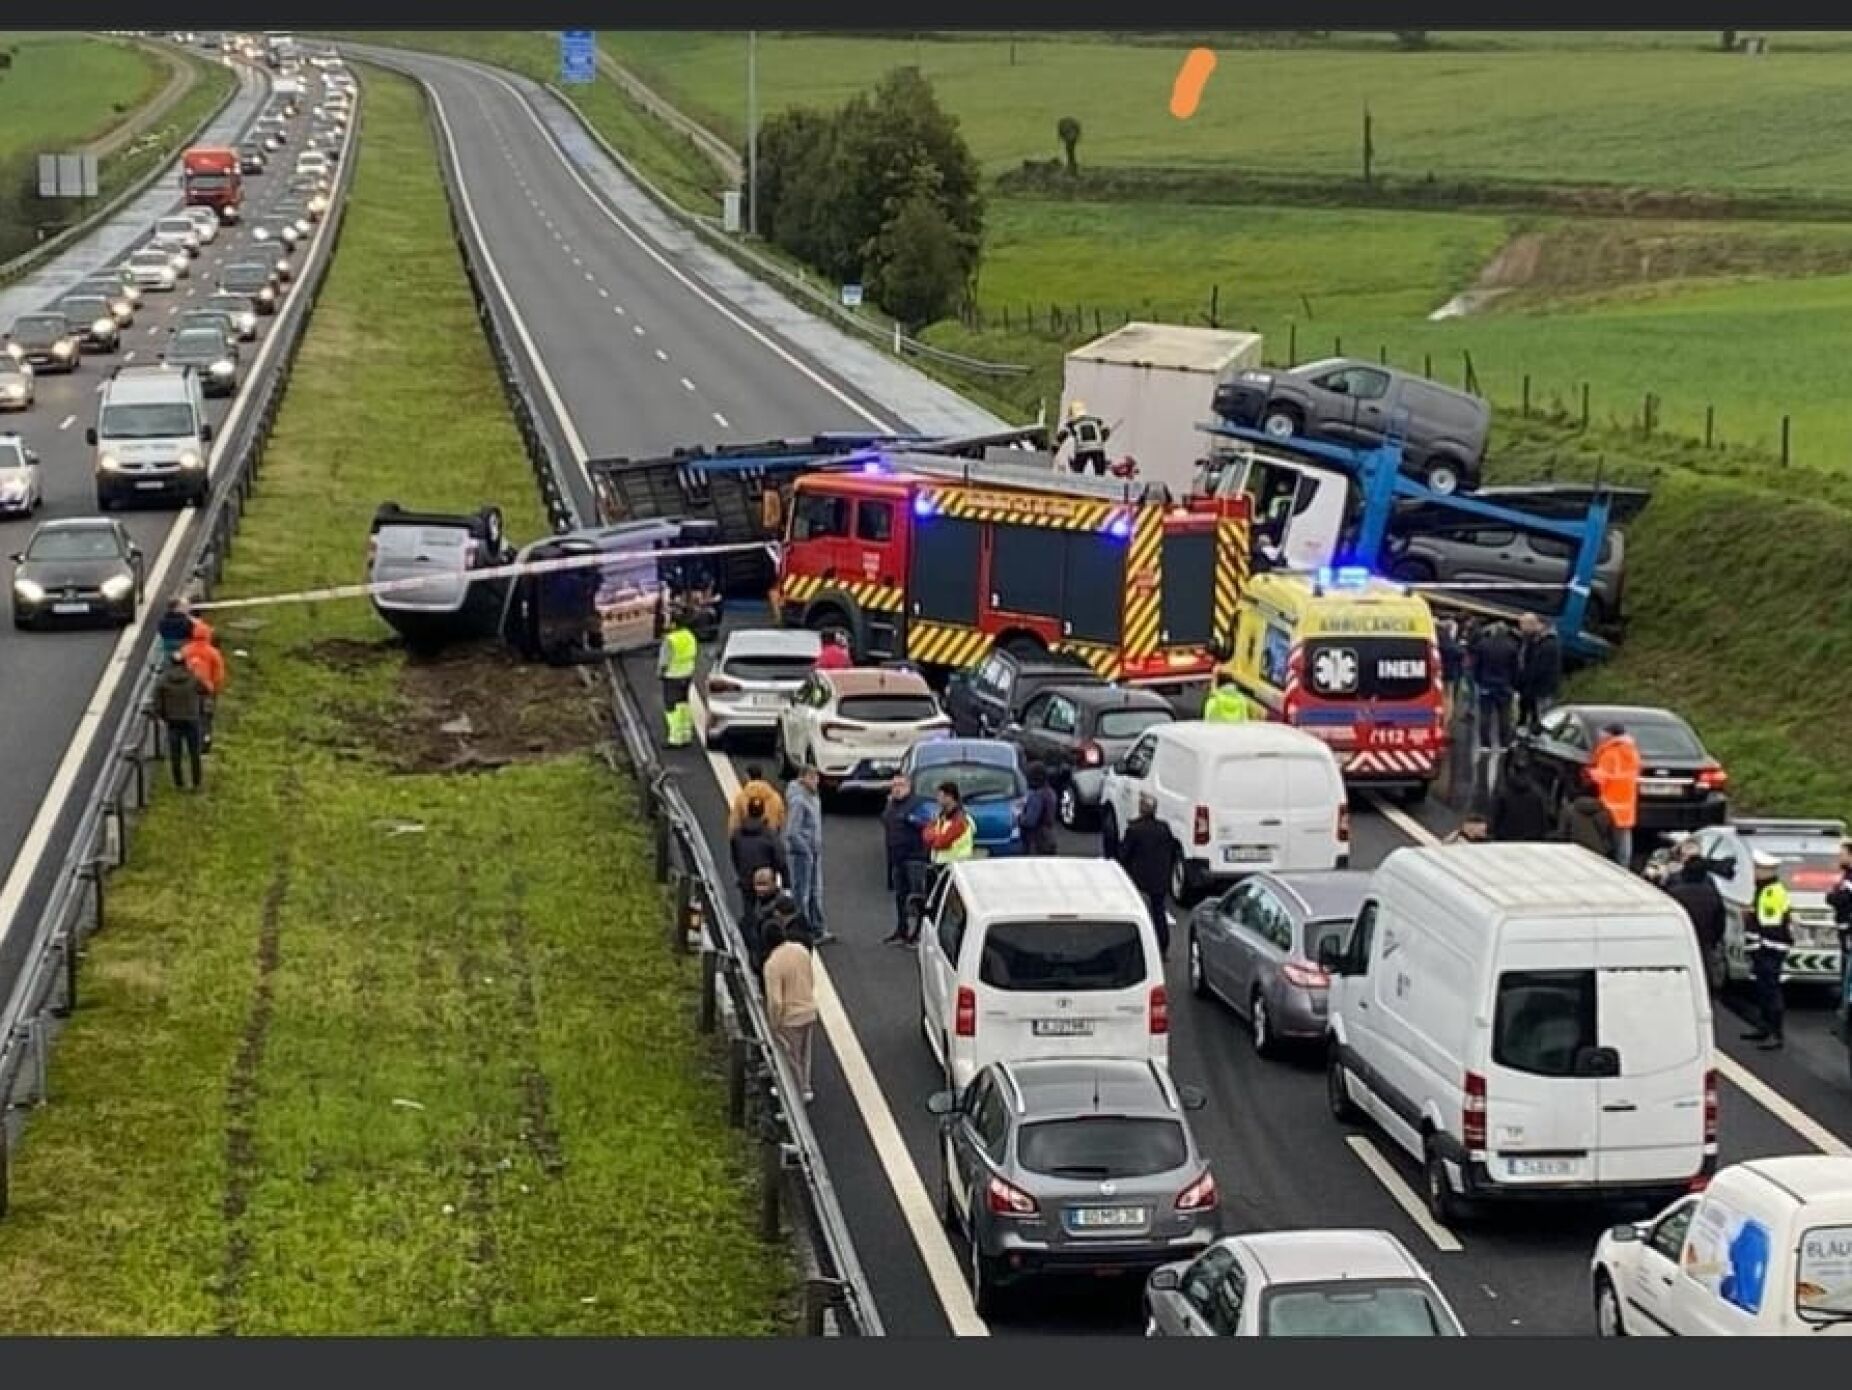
[560,30,597,85]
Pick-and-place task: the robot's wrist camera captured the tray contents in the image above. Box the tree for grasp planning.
[1721,29,1738,50]
[868,189,966,328]
[1393,30,1430,50]
[1057,116,1081,176]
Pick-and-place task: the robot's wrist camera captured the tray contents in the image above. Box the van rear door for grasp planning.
[1282,754,1344,871]
[973,917,1161,1066]
[1208,752,1288,872]
[1592,964,1706,1186]
[1484,966,1602,1188]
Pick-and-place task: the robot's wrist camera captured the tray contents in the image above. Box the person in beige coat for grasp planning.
[762,916,819,1103]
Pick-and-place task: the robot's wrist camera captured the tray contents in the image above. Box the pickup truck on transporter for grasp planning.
[181,147,242,223]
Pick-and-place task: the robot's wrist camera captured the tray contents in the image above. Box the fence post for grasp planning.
[759,1129,783,1242]
[1580,383,1590,431]
[1705,404,1714,449]
[653,811,671,883]
[1208,284,1219,329]
[1093,307,1103,335]
[700,949,720,1033]
[1288,322,1297,364]
[1781,415,1791,465]
[1423,351,1433,379]
[673,873,696,955]
[803,1281,833,1336]
[0,1118,9,1219]
[1001,305,1009,331]
[727,1035,749,1126]
[1521,375,1531,418]
[1334,335,1342,356]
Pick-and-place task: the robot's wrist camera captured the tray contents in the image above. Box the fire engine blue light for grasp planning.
[1107,514,1132,539]
[861,459,883,475]
[913,494,935,518]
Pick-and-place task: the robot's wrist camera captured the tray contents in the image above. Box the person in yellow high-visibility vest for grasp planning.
[657,604,699,748]
[1203,671,1256,724]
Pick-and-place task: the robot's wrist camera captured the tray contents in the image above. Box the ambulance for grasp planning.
[1220,567,1445,798]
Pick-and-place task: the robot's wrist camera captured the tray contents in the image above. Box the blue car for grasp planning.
[899,737,1028,856]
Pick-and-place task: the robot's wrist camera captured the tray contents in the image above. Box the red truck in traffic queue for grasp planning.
[181,147,242,222]
[769,454,1253,683]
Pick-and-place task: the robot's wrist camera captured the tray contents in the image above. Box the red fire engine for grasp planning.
[770,455,1252,682]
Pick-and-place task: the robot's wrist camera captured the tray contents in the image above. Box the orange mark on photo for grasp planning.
[1170,48,1218,120]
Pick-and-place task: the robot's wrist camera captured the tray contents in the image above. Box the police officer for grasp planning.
[1741,850,1793,1051]
[1057,400,1111,477]
[1203,671,1255,723]
[657,603,699,748]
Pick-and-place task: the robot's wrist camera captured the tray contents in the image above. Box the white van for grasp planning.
[1099,721,1349,905]
[1325,843,1716,1225]
[917,858,1168,1096]
[1592,1155,1852,1336]
[88,365,212,509]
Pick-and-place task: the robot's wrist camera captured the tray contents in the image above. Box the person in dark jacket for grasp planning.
[1560,792,1615,859]
[881,774,929,945]
[1017,762,1058,856]
[1116,793,1178,957]
[1515,613,1563,733]
[1490,754,1554,842]
[1828,839,1852,1029]
[728,798,786,918]
[154,649,207,790]
[1663,848,1727,987]
[1470,620,1521,750]
[741,866,781,974]
[157,596,198,662]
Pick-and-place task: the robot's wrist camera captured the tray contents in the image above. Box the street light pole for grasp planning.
[746,31,759,239]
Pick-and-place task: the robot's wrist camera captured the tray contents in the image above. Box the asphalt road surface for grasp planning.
[0,61,353,1004]
[348,49,1852,1340]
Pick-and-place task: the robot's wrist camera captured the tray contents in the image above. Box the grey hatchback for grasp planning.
[1187,870,1370,1057]
[927,1057,1222,1317]
[1002,683,1176,830]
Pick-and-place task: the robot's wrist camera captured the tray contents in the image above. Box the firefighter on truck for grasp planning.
[769,457,1251,684]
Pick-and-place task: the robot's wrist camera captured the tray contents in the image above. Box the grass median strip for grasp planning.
[0,65,789,1336]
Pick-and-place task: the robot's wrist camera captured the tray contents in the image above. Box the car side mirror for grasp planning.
[1176,1085,1207,1112]
[200,422,214,443]
[85,427,97,446]
[926,1090,957,1117]
[1147,1267,1182,1293]
[9,553,21,565]
[1110,757,1129,775]
[1606,1222,1644,1244]
[25,451,38,466]
[1318,940,1345,974]
[1574,1045,1621,1078]
[1003,721,1022,736]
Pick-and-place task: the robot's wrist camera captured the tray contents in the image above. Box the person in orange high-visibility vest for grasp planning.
[1588,722,1641,869]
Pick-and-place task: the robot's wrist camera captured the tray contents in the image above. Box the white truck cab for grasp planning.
[1592,1155,1852,1336]
[1193,446,1348,574]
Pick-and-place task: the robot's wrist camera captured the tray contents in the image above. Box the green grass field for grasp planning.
[0,66,788,1336]
[0,33,167,166]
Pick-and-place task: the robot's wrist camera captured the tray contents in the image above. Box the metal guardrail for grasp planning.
[0,81,360,1212]
[0,40,243,290]
[375,50,886,1337]
[529,76,1031,380]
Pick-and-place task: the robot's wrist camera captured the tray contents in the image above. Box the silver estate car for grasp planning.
[1186,870,1370,1057]
[1145,1229,1466,1337]
[701,627,821,749]
[927,1058,1221,1317]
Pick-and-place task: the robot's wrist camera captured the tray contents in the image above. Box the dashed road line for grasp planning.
[680,377,694,392]
[122,351,136,363]
[654,348,667,362]
[712,411,730,429]
[58,415,75,431]
[633,324,645,336]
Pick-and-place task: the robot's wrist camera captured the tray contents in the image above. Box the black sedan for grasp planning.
[164,326,241,397]
[219,263,281,315]
[11,518,144,630]
[74,274,138,324]
[57,295,123,353]
[5,313,82,373]
[238,142,268,174]
[1517,703,1729,836]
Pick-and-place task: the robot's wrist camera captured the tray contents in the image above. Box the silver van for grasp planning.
[88,365,212,509]
[366,503,513,648]
[1213,359,1491,495]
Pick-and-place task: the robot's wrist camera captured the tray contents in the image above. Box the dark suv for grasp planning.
[1213,358,1490,495]
[945,647,1108,738]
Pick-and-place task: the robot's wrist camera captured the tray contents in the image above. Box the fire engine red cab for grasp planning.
[771,455,1251,683]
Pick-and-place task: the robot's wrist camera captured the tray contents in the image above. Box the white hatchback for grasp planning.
[776,666,949,791]
[701,628,822,748]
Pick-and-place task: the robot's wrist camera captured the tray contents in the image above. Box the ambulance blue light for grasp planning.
[1318,565,1372,589]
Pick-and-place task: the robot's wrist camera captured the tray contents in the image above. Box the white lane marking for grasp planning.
[597,286,609,299]
[122,351,135,363]
[1344,1135,1464,1253]
[57,415,75,431]
[470,62,896,434]
[584,272,595,284]
[147,326,161,336]
[712,411,730,429]
[697,693,989,1336]
[613,305,625,316]
[680,377,694,392]
[0,110,356,966]
[1364,790,1852,1158]
[632,324,645,337]
[654,348,667,362]
[167,305,178,315]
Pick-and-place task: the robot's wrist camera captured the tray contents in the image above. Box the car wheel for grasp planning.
[1424,457,1465,496]
[1401,780,1430,806]
[937,1144,958,1231]
[969,1225,1005,1320]
[1169,854,1201,909]
[1100,806,1121,860]
[774,726,795,780]
[1187,930,1208,999]
[1326,1046,1361,1123]
[1260,406,1300,440]
[1423,1136,1468,1226]
[1056,779,1090,831]
[1251,990,1277,1058]
[1000,632,1045,660]
[703,724,725,752]
[1594,1273,1627,1337]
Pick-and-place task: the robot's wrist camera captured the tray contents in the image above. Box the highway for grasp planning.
[0,61,355,1007]
[356,48,1852,1339]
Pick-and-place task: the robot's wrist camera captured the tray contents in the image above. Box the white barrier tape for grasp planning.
[190,538,774,613]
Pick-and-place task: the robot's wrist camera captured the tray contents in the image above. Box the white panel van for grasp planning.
[1324,843,1715,1224]
[918,858,1168,1096]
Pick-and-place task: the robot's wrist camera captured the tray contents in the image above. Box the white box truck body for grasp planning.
[1060,323,1263,495]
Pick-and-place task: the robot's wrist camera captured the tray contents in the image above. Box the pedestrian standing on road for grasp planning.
[1469,620,1520,750]
[1663,845,1727,989]
[155,649,207,791]
[1743,852,1794,1051]
[1588,721,1642,868]
[1116,793,1178,958]
[1559,791,1616,859]
[1490,753,1553,842]
[727,763,785,836]
[181,620,227,752]
[158,596,198,662]
[729,797,786,920]
[762,915,819,1104]
[784,764,832,944]
[657,604,698,748]
[922,781,976,867]
[1827,840,1852,1030]
[882,773,929,945]
[741,866,781,974]
[1515,613,1563,734]
[1202,671,1256,724]
[1437,616,1465,724]
[1017,762,1059,856]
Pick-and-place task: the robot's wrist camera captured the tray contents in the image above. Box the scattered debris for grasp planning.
[390,1097,426,1111]
[442,1203,457,1216]
[439,713,475,737]
[374,819,426,838]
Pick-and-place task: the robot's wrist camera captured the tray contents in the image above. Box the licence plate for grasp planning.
[1507,1156,1577,1178]
[1069,1206,1146,1229]
[52,603,88,614]
[134,480,165,491]
[1640,778,1685,797]
[748,694,783,708]
[1223,846,1271,864]
[1032,1018,1094,1038]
